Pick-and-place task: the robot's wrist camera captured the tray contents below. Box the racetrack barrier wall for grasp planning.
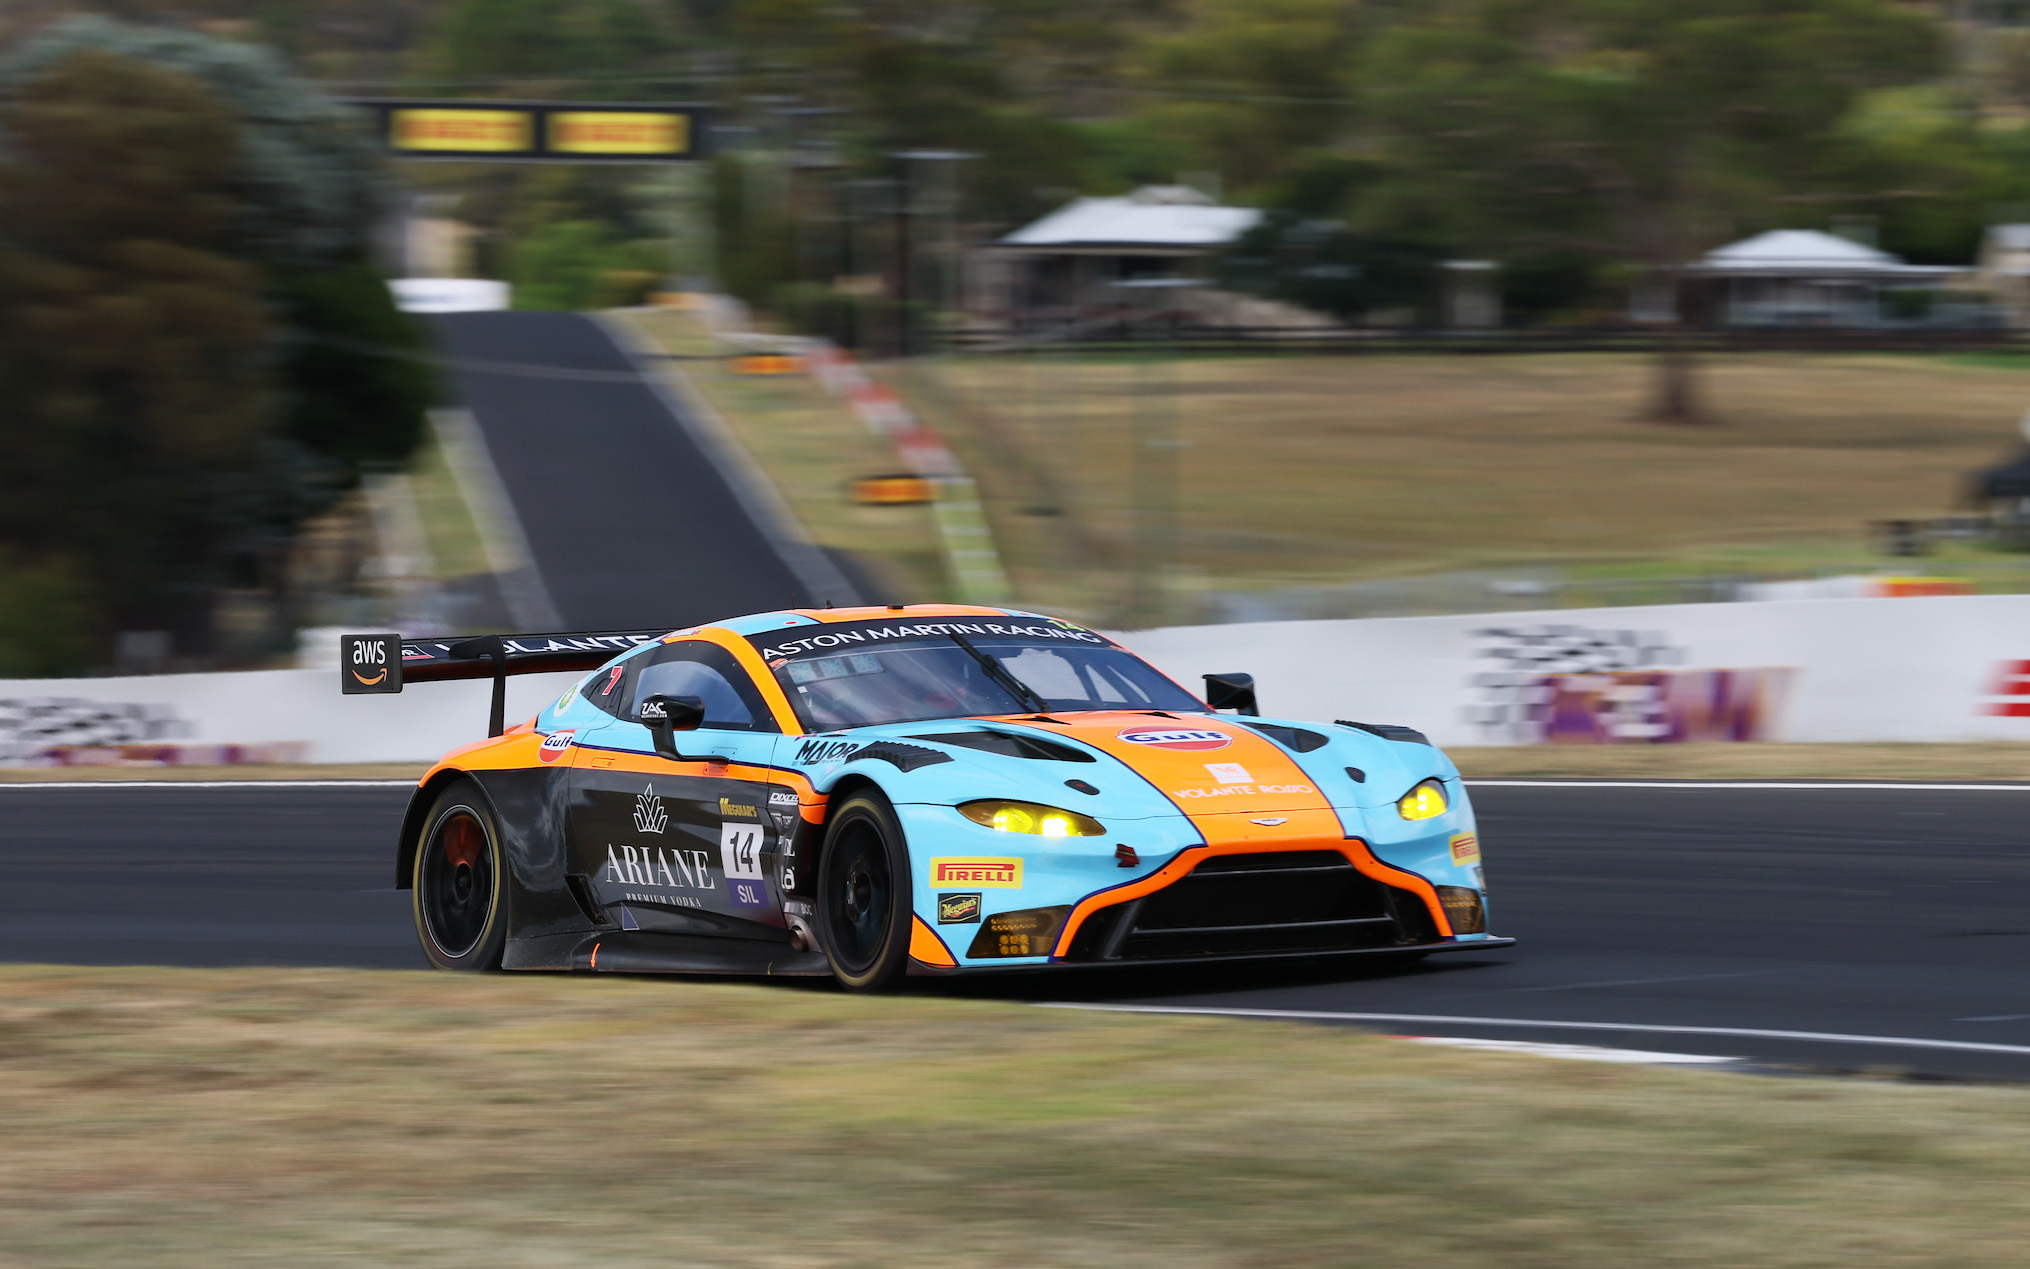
[5,593,2030,764]
[1117,593,2030,747]
[0,667,580,766]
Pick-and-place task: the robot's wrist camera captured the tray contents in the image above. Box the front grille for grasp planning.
[1063,850,1434,962]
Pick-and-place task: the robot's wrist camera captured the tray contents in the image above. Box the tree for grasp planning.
[1133,0,1364,196]
[0,20,431,668]
[1366,0,1946,422]
[0,50,271,663]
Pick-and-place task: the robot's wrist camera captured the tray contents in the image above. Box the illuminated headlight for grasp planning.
[958,800,1104,837]
[1396,778,1449,821]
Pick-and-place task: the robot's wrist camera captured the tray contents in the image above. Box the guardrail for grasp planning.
[946,325,2024,356]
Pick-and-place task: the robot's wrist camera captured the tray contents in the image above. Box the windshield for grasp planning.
[762,636,1208,731]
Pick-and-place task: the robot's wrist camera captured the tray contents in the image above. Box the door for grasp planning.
[565,639,790,940]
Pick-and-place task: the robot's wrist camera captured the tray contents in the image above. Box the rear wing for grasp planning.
[340,630,667,736]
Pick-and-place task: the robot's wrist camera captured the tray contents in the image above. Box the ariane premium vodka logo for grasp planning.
[633,785,668,834]
[603,843,714,909]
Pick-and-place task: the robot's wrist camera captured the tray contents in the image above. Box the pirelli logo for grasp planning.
[350,100,703,164]
[930,857,1023,889]
[390,107,533,153]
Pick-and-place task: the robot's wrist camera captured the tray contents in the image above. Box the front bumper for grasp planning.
[908,934,1516,975]
[913,839,1510,971]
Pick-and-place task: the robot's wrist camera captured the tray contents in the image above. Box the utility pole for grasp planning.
[1114,278,1195,628]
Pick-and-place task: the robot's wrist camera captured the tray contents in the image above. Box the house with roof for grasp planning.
[1689,229,1954,326]
[977,185,1263,329]
[1977,224,2030,327]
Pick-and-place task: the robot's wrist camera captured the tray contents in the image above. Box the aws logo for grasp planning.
[340,634,401,695]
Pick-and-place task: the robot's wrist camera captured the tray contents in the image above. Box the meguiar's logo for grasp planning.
[719,798,758,819]
[937,892,983,924]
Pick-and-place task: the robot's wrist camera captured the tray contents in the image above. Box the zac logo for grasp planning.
[339,634,402,694]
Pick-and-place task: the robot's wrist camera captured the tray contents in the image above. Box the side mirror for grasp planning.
[640,694,705,759]
[1203,672,1258,716]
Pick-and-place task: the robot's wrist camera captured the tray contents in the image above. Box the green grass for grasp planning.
[8,966,2030,1265]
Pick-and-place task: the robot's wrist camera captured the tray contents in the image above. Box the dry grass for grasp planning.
[5,966,2030,1266]
[900,352,2030,614]
[1453,742,2030,781]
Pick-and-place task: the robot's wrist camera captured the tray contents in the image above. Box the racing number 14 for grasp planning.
[720,823,764,880]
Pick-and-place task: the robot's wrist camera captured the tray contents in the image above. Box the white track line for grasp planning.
[0,780,416,791]
[1040,1003,2030,1058]
[1396,1036,1741,1065]
[1466,780,2030,791]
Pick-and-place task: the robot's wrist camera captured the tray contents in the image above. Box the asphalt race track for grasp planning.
[430,312,859,630]
[6,781,2030,1078]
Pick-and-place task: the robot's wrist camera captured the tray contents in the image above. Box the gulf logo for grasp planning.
[1116,726,1230,752]
[538,729,575,763]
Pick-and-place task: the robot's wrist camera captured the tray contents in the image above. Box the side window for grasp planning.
[585,656,638,719]
[625,641,777,732]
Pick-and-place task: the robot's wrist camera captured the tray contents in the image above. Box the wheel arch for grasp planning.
[396,768,501,890]
[812,772,886,849]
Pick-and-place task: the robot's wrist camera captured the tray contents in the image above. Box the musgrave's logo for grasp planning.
[633,786,668,834]
[1117,726,1230,752]
[718,797,758,819]
[930,857,1023,889]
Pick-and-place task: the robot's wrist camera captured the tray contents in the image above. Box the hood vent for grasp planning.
[911,730,1097,763]
[1235,721,1329,752]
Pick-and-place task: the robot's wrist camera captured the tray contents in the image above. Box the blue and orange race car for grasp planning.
[342,605,1510,989]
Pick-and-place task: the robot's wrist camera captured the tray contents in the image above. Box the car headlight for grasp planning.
[1397,778,1449,821]
[958,800,1104,837]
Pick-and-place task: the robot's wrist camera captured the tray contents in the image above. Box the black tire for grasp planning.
[412,779,510,971]
[816,789,912,991]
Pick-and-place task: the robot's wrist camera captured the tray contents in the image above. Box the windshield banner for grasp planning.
[748,618,1115,663]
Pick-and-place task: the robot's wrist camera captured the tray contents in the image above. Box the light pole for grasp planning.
[889,150,977,357]
[1112,277,1197,628]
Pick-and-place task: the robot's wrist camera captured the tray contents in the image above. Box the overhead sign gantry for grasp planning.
[347,100,704,163]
